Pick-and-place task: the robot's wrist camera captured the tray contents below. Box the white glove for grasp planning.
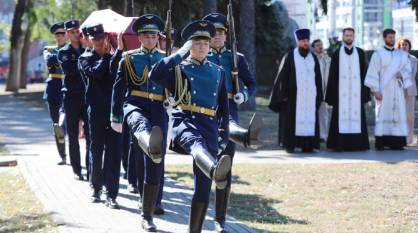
[111,122,122,133]
[176,40,193,57]
[163,96,175,109]
[233,92,245,105]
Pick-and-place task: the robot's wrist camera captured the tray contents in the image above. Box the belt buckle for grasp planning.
[149,93,154,100]
[200,107,205,114]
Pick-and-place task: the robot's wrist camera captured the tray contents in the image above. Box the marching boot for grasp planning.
[188,201,209,233]
[191,145,231,189]
[140,183,160,232]
[53,124,66,165]
[135,126,163,164]
[214,186,231,233]
[229,120,249,148]
[249,112,263,141]
[229,113,263,148]
[54,123,65,143]
[58,112,66,129]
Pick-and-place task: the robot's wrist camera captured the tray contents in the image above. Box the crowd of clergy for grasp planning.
[269,27,417,153]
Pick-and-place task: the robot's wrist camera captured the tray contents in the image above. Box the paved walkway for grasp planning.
[0,94,254,233]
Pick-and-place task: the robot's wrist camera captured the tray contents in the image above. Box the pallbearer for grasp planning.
[57,20,90,180]
[79,24,122,208]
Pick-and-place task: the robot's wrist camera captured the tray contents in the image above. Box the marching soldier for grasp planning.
[202,13,260,232]
[43,22,67,165]
[150,20,232,233]
[77,25,93,182]
[79,25,93,87]
[79,24,121,208]
[110,14,168,231]
[57,20,90,181]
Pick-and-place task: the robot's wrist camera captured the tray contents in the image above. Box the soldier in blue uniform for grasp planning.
[57,20,90,181]
[110,14,168,231]
[43,22,67,165]
[79,24,121,208]
[78,25,92,87]
[150,20,232,233]
[203,13,260,232]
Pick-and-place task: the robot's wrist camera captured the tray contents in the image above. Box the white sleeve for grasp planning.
[400,54,413,89]
[364,52,381,93]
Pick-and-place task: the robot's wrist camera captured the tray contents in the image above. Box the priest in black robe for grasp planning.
[269,29,323,153]
[325,27,371,151]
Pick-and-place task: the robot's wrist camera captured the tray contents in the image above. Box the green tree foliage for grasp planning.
[0,22,11,53]
[31,0,97,43]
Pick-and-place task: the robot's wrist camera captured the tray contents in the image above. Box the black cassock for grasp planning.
[269,50,323,150]
[325,47,371,151]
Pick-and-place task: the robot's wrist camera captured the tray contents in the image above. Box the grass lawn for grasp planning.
[0,168,56,232]
[166,162,418,233]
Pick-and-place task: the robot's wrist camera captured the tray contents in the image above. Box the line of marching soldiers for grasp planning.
[43,12,262,233]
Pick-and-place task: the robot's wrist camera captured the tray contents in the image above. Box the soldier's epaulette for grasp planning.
[123,48,141,57]
[44,45,57,52]
[225,49,244,57]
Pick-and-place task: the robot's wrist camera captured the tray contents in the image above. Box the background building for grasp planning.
[281,0,393,49]
[392,0,418,49]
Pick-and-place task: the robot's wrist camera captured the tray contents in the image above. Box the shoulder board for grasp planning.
[44,45,57,52]
[123,48,141,57]
[210,61,224,71]
[80,50,93,57]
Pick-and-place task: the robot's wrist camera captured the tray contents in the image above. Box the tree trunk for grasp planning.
[6,0,27,92]
[203,0,217,15]
[19,25,32,89]
[238,0,256,110]
[7,41,24,92]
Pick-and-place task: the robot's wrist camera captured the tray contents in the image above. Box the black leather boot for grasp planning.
[135,126,163,164]
[191,145,231,189]
[188,201,209,233]
[141,183,160,232]
[214,185,231,233]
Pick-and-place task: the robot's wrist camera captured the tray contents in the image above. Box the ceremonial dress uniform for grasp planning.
[111,14,168,232]
[43,22,67,164]
[79,24,121,208]
[203,13,259,232]
[150,20,232,233]
[57,20,90,180]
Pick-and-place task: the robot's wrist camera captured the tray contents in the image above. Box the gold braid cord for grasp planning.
[124,53,148,86]
[171,65,191,106]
